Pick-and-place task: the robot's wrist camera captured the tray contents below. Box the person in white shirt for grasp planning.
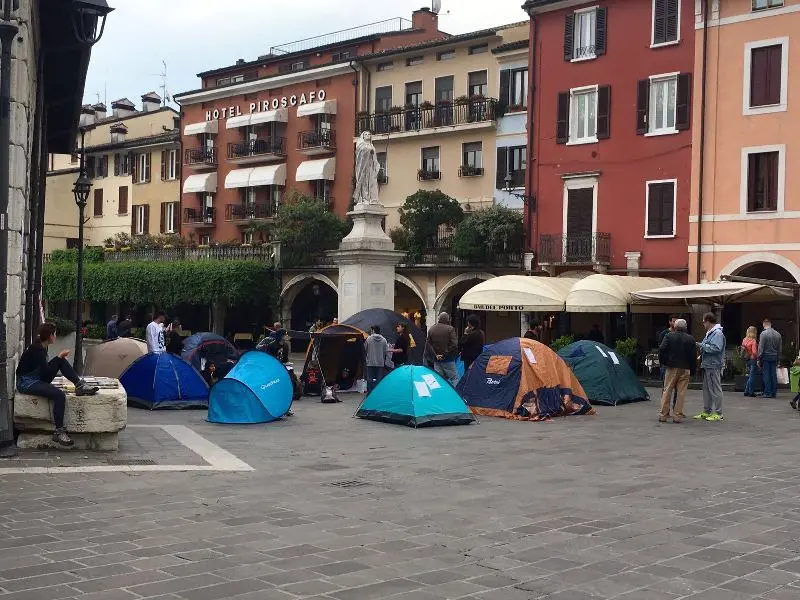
[146,311,167,353]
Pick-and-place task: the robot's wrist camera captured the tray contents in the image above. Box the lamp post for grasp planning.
[504,174,537,271]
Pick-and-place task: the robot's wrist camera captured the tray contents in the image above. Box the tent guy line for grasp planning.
[0,425,254,475]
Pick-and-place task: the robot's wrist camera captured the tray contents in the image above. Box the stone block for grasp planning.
[8,187,27,232]
[9,143,27,192]
[14,385,127,452]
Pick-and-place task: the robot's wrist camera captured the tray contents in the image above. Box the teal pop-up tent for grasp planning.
[558,340,649,406]
[355,365,475,428]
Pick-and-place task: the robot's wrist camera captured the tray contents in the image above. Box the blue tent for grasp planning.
[181,332,238,375]
[208,351,293,424]
[355,365,475,428]
[120,352,209,410]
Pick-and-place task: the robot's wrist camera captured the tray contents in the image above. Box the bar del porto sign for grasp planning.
[205,89,327,121]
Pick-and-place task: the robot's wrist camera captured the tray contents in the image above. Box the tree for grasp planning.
[272,193,351,267]
[398,190,464,263]
[452,205,524,264]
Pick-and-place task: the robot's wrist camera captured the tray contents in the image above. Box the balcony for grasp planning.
[498,169,525,190]
[297,130,336,155]
[417,168,440,182]
[539,233,611,266]
[402,233,522,268]
[104,246,273,263]
[356,98,499,141]
[226,203,278,224]
[183,207,216,228]
[227,137,286,165]
[184,147,217,170]
[459,165,484,178]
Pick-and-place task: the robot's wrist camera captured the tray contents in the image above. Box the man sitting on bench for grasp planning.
[16,323,99,446]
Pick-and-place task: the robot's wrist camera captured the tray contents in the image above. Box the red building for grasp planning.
[173,9,445,244]
[523,0,693,280]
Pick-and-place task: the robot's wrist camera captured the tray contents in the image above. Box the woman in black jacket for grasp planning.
[460,314,485,372]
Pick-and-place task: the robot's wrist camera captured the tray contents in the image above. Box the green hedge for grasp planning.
[43,260,275,306]
[48,247,105,264]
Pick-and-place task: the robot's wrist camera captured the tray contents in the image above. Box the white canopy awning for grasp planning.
[631,281,794,306]
[184,120,218,136]
[458,276,583,313]
[225,114,251,129]
[183,173,217,194]
[297,99,337,118]
[296,157,336,182]
[251,108,288,125]
[566,275,678,313]
[225,164,287,189]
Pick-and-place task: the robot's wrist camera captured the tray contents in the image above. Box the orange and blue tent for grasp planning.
[457,337,595,421]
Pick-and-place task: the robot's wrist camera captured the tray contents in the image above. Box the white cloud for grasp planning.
[84,0,528,105]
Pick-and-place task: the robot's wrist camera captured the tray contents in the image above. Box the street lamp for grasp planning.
[71,0,114,45]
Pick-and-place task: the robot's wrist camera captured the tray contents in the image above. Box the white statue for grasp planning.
[353,131,381,206]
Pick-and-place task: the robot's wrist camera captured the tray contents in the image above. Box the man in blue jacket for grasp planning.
[694,312,726,421]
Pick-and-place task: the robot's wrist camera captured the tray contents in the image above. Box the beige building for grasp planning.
[356,22,529,230]
[45,93,181,251]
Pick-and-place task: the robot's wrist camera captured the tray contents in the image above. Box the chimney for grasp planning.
[111,97,137,118]
[110,123,128,144]
[92,102,107,120]
[141,91,162,113]
[236,58,245,65]
[411,6,437,32]
[79,104,96,127]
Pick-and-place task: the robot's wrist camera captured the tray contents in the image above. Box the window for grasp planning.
[637,73,690,135]
[645,180,676,237]
[405,81,422,107]
[199,234,211,246]
[161,149,177,180]
[745,39,787,114]
[375,86,392,112]
[118,186,128,215]
[93,188,103,217]
[331,49,353,61]
[753,0,783,10]
[121,153,131,176]
[245,186,257,206]
[278,60,308,74]
[746,150,780,212]
[437,50,456,61]
[376,61,394,72]
[564,7,607,61]
[468,71,488,98]
[468,44,488,55]
[161,202,177,234]
[376,152,388,183]
[134,205,146,235]
[232,75,244,83]
[406,56,424,67]
[202,193,214,223]
[313,180,331,202]
[461,142,483,177]
[435,75,454,104]
[496,145,526,189]
[134,152,151,184]
[95,155,108,178]
[242,231,254,245]
[570,86,597,143]
[420,146,440,179]
[86,156,96,179]
[500,68,528,110]
[652,0,680,46]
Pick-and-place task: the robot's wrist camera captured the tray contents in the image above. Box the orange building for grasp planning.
[174,9,445,245]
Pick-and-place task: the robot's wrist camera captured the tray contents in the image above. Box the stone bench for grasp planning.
[14,384,127,451]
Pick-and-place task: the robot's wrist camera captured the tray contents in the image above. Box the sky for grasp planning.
[83,0,528,107]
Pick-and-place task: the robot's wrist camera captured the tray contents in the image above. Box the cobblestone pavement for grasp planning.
[1,389,800,599]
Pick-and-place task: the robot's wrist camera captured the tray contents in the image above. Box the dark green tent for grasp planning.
[558,340,649,406]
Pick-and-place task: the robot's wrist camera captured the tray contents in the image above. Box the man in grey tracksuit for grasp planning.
[758,318,782,398]
[695,312,726,421]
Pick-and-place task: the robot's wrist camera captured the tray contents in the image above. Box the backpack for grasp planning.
[738,344,751,360]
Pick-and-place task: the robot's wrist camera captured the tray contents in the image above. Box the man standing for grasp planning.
[758,318,782,398]
[364,325,389,394]
[105,314,118,340]
[146,311,167,354]
[426,312,460,386]
[460,314,485,372]
[658,319,695,423]
[694,312,726,421]
[657,314,679,407]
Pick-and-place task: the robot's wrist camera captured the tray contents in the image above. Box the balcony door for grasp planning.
[405,81,422,130]
[434,76,454,125]
[565,187,594,263]
[375,86,392,133]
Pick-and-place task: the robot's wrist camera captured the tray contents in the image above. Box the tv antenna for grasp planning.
[153,60,172,106]
[431,1,450,16]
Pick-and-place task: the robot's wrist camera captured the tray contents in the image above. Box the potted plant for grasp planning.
[551,335,574,353]
[614,337,638,369]
[419,100,434,109]
[455,95,470,105]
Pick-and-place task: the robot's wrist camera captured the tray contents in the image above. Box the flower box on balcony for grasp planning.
[417,169,441,181]
[458,165,484,178]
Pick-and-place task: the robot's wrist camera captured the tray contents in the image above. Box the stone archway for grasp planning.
[394,274,428,316]
[279,273,338,333]
[720,253,800,284]
[432,272,496,328]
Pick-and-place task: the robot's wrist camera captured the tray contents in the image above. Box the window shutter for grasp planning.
[636,79,650,135]
[145,153,151,182]
[113,153,121,176]
[747,153,758,211]
[143,205,150,234]
[496,147,508,189]
[499,69,511,106]
[653,0,666,45]
[647,184,660,236]
[131,207,136,236]
[767,45,782,106]
[86,156,96,179]
[666,0,679,42]
[160,202,166,233]
[596,85,611,140]
[595,8,608,56]
[663,184,675,235]
[131,153,138,182]
[176,148,182,180]
[563,13,575,61]
[93,188,103,217]
[556,91,570,144]
[767,152,778,210]
[118,186,128,215]
[161,151,167,181]
[675,73,691,130]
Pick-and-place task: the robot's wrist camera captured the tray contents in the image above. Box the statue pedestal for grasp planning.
[328,203,405,321]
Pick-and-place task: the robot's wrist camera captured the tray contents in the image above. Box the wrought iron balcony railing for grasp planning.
[459,165,484,177]
[497,169,525,189]
[184,147,217,167]
[183,207,216,225]
[297,130,336,151]
[539,233,611,266]
[226,203,278,221]
[227,137,286,160]
[417,168,440,181]
[356,98,498,136]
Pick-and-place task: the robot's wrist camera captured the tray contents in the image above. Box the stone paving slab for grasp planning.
[0,391,799,599]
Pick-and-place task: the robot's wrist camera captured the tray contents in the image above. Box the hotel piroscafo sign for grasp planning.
[205,89,328,121]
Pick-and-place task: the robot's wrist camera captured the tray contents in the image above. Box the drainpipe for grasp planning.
[26,48,45,345]
[695,0,709,283]
[526,16,538,273]
[0,1,20,455]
